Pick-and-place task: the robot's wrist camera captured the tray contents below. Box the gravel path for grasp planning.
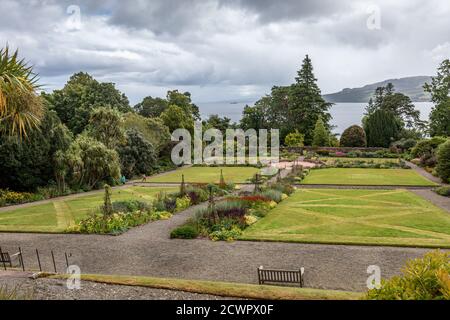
[0,201,437,292]
[0,275,231,300]
[406,161,447,186]
[411,189,450,212]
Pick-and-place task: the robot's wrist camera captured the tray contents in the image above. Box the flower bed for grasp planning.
[171,180,296,242]
[68,183,232,235]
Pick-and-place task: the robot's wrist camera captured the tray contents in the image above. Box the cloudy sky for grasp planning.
[1,0,449,105]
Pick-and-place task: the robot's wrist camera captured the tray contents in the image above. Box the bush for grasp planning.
[71,209,159,235]
[175,196,191,212]
[340,125,367,147]
[391,138,417,153]
[260,189,283,203]
[170,225,199,239]
[366,251,450,300]
[0,189,42,206]
[411,136,447,158]
[434,186,450,197]
[436,139,450,183]
[111,200,151,213]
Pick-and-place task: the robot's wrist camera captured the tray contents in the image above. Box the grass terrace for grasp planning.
[0,186,176,233]
[301,168,437,186]
[146,166,261,184]
[241,189,450,248]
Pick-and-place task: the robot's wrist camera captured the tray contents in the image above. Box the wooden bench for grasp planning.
[257,266,305,287]
[0,251,22,268]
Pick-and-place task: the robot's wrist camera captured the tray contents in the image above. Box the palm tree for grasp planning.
[0,46,44,138]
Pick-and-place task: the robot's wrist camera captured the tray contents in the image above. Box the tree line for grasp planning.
[0,46,449,193]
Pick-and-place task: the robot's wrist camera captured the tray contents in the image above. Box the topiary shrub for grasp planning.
[170,225,199,239]
[366,250,450,300]
[436,139,450,183]
[340,125,367,147]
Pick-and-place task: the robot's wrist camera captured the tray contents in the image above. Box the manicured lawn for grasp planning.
[146,166,260,184]
[241,189,450,248]
[301,168,437,186]
[0,186,176,233]
[49,273,361,300]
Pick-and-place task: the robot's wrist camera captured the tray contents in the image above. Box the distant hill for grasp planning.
[323,76,432,103]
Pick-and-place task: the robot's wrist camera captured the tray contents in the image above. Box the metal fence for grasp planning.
[0,245,75,274]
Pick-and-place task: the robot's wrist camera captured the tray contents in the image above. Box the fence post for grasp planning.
[36,249,42,272]
[51,250,57,273]
[65,252,69,269]
[18,247,25,271]
[0,247,6,270]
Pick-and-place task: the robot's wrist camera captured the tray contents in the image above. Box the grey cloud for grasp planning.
[219,0,351,23]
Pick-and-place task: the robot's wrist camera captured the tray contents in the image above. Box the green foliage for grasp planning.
[64,134,121,189]
[210,225,242,241]
[340,125,367,147]
[0,189,43,206]
[411,136,447,158]
[436,139,450,183]
[45,72,131,134]
[0,46,44,138]
[134,96,168,118]
[312,117,330,147]
[102,184,113,216]
[87,107,125,149]
[111,200,151,214]
[434,186,450,197]
[72,210,168,235]
[260,189,283,203]
[170,224,199,239]
[117,129,157,178]
[175,196,191,212]
[122,113,170,153]
[366,251,450,300]
[0,109,72,191]
[364,109,402,147]
[160,104,194,133]
[424,59,450,136]
[366,83,425,132]
[429,99,450,137]
[391,138,417,153]
[284,130,305,147]
[240,55,332,144]
[204,114,233,133]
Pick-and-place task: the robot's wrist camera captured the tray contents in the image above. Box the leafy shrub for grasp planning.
[175,196,191,212]
[71,210,158,235]
[0,189,42,206]
[268,182,295,196]
[163,197,177,213]
[411,136,447,158]
[111,200,151,213]
[170,225,198,239]
[316,150,330,156]
[434,187,450,197]
[215,200,247,223]
[244,215,258,226]
[436,139,450,183]
[391,138,417,153]
[209,223,243,241]
[186,187,208,205]
[366,250,450,300]
[260,189,283,203]
[340,125,367,147]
